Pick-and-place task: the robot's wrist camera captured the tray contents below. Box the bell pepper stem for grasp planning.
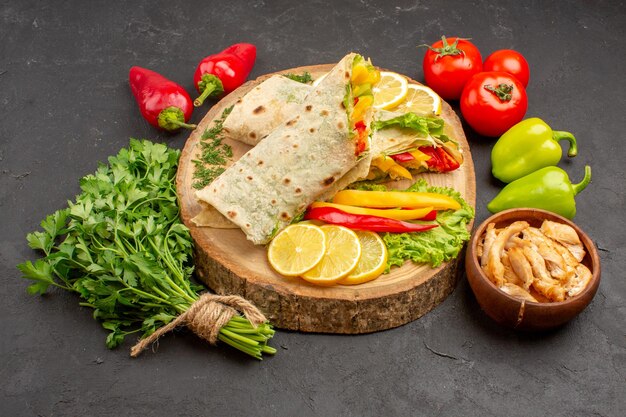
[194,74,225,107]
[418,36,467,61]
[572,165,592,195]
[553,130,578,157]
[167,120,197,130]
[157,106,196,131]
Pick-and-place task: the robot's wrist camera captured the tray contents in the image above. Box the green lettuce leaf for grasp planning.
[355,179,474,270]
[372,112,444,137]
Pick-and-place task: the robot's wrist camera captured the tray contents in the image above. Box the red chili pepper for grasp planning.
[418,146,461,172]
[193,43,257,107]
[220,43,257,73]
[304,207,438,233]
[129,66,196,132]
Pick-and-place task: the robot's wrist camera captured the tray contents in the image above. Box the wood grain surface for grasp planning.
[176,64,476,333]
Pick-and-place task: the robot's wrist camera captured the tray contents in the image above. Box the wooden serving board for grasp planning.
[176,64,476,333]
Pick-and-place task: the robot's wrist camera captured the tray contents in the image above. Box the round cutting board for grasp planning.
[176,64,476,333]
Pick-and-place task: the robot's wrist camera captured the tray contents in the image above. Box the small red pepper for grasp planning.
[220,43,257,73]
[193,43,257,107]
[304,206,438,233]
[129,66,196,132]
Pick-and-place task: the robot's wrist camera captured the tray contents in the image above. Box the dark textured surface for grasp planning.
[1,1,625,416]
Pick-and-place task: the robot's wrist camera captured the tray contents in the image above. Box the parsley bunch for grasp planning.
[18,139,275,359]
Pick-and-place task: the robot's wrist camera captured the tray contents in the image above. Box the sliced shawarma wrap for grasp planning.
[194,53,378,244]
[366,110,464,181]
[217,74,463,181]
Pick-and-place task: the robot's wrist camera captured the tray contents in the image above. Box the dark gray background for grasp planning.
[2,1,625,416]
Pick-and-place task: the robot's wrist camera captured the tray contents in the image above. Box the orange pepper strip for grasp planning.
[310,202,434,221]
[332,190,461,211]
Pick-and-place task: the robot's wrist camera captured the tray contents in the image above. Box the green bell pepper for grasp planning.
[491,118,578,183]
[487,165,591,219]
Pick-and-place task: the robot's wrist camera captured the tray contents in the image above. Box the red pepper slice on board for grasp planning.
[418,209,438,221]
[129,66,196,132]
[398,209,437,220]
[193,43,257,107]
[304,206,438,233]
[418,146,460,172]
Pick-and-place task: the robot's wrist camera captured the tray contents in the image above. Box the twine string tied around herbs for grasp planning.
[130,293,267,357]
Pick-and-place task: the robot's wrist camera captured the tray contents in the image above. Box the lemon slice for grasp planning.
[268,224,326,276]
[339,231,388,285]
[395,84,442,116]
[301,225,362,285]
[372,71,409,110]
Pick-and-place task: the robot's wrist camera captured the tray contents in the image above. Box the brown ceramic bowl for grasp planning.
[465,208,601,331]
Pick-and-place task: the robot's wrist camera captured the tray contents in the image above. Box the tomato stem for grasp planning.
[418,36,470,61]
[483,83,514,102]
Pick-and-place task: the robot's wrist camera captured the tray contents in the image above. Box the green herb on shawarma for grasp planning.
[18,139,276,359]
[192,105,234,190]
[283,72,313,84]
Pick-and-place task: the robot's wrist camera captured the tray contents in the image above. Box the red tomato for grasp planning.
[460,71,528,137]
[483,49,530,87]
[421,36,483,100]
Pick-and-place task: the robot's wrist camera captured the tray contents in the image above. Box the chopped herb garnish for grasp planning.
[192,105,234,189]
[283,72,313,84]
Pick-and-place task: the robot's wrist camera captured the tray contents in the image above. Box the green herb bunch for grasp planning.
[18,139,275,359]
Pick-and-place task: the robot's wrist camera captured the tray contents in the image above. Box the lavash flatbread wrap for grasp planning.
[222,75,310,146]
[218,74,463,181]
[194,53,378,244]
